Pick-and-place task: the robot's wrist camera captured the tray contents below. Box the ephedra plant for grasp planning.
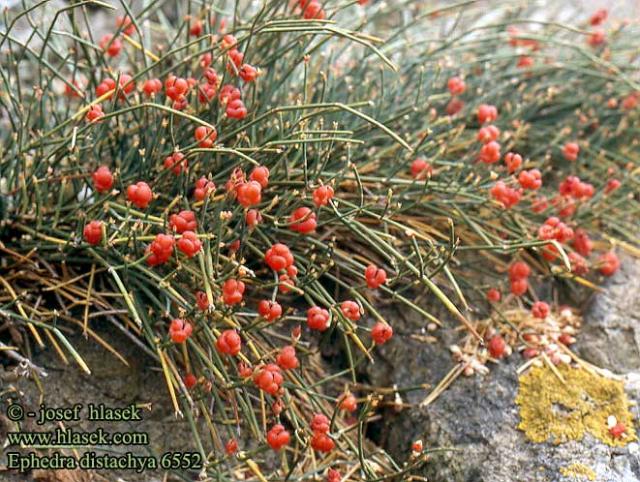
[0,0,639,479]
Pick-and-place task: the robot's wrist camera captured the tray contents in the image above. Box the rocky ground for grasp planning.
[366,252,640,482]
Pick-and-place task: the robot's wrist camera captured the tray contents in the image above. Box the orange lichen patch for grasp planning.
[559,462,596,481]
[516,364,636,447]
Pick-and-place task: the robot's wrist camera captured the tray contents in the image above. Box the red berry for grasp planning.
[92,166,114,193]
[480,141,501,164]
[518,169,542,190]
[622,93,639,110]
[222,279,245,305]
[96,78,116,98]
[127,181,153,209]
[490,181,522,209]
[590,8,607,26]
[307,306,330,331]
[446,98,464,116]
[517,55,534,68]
[303,1,325,19]
[531,301,550,319]
[165,74,189,101]
[278,273,296,294]
[64,79,82,98]
[488,335,506,359]
[239,64,258,82]
[310,413,330,433]
[364,264,387,289]
[276,345,299,370]
[254,364,284,395]
[221,34,238,51]
[605,179,621,194]
[238,362,253,378]
[572,229,592,257]
[183,373,197,389]
[598,251,620,276]
[508,261,531,280]
[169,210,197,233]
[106,74,135,97]
[177,231,202,258]
[86,104,105,123]
[258,300,282,322]
[249,166,269,188]
[310,432,334,453]
[477,125,500,144]
[609,422,625,439]
[486,288,501,302]
[410,158,433,179]
[510,278,528,296]
[588,29,606,47]
[99,34,122,57]
[194,126,217,148]
[289,207,317,234]
[226,98,248,119]
[216,329,242,356]
[339,393,357,412]
[313,185,334,207]
[504,152,522,173]
[198,83,217,104]
[169,318,193,343]
[147,233,175,266]
[226,49,244,70]
[236,181,262,207]
[189,19,203,36]
[266,424,290,450]
[225,438,238,455]
[245,209,262,228]
[477,104,498,124]
[163,152,188,175]
[219,84,241,103]
[371,322,393,345]
[142,78,162,96]
[83,220,103,245]
[327,468,341,482]
[569,252,589,275]
[194,177,216,201]
[265,243,294,271]
[116,15,136,36]
[141,77,162,96]
[340,300,361,321]
[195,291,210,311]
[562,142,580,161]
[447,76,465,95]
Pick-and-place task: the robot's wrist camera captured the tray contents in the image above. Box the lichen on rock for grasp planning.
[559,462,597,481]
[516,364,637,447]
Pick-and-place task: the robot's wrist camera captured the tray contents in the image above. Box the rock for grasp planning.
[367,253,640,482]
[575,253,640,373]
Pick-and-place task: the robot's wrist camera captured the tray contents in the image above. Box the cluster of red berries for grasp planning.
[216,330,242,356]
[508,260,531,296]
[309,413,335,452]
[266,424,290,451]
[169,318,193,343]
[445,76,466,116]
[490,181,522,209]
[254,363,284,395]
[537,216,574,261]
[147,233,175,266]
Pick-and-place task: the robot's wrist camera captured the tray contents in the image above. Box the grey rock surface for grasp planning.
[367,253,640,482]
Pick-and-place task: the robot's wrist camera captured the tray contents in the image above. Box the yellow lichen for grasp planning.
[515,364,637,447]
[559,462,596,481]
